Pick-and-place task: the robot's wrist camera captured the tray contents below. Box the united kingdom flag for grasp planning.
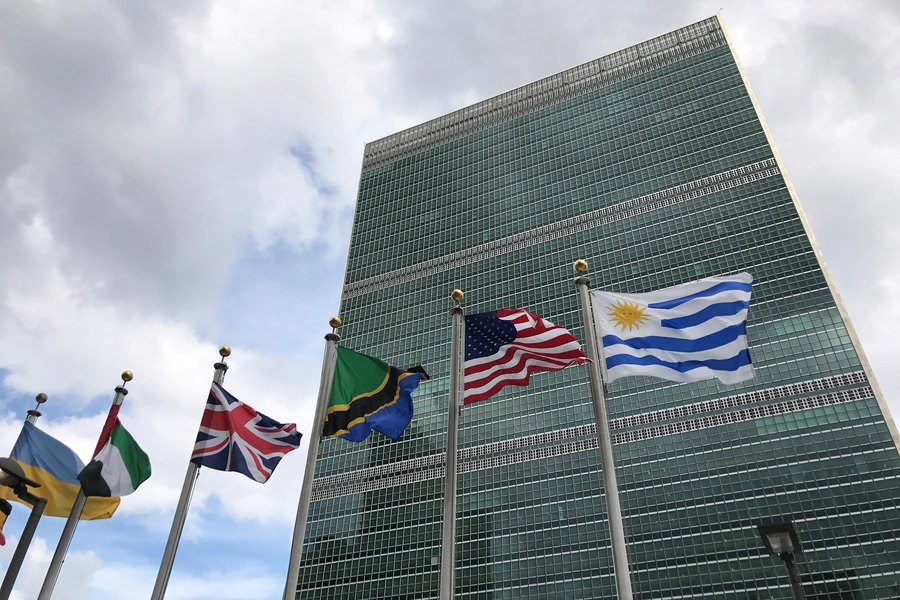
[191,382,302,483]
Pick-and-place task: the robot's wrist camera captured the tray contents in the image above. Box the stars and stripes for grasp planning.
[463,308,588,404]
[191,382,302,483]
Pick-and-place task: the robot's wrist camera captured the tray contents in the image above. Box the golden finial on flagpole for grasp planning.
[329,316,342,329]
[215,347,232,376]
[28,393,48,420]
[451,289,464,303]
[118,371,134,394]
[116,371,133,397]
[574,259,588,273]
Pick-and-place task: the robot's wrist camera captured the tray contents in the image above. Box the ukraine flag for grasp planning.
[0,422,119,519]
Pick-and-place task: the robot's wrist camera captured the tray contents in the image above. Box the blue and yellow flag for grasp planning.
[0,422,119,519]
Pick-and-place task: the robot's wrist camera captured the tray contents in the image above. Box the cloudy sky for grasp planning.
[1,0,899,598]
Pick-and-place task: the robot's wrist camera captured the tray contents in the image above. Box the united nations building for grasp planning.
[292,16,900,599]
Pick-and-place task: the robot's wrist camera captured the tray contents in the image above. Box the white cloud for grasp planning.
[0,537,101,600]
[94,565,280,600]
[0,535,280,600]
[0,0,402,326]
[0,262,320,523]
[0,0,383,526]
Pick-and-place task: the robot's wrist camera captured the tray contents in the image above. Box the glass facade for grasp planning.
[295,16,900,599]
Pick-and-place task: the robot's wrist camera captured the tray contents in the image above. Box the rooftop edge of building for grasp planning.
[361,15,725,171]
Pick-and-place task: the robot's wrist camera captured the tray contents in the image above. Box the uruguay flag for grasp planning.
[591,272,754,384]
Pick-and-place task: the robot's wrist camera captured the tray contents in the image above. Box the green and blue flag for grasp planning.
[323,347,428,442]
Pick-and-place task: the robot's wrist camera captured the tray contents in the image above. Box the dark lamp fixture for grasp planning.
[0,457,40,492]
[758,519,806,600]
[758,520,801,556]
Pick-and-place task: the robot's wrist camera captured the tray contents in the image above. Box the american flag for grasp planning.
[464,308,588,404]
[191,382,302,483]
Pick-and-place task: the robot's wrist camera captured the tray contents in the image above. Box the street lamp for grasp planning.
[0,456,47,600]
[758,519,806,600]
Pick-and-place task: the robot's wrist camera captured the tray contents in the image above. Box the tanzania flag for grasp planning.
[0,499,10,546]
[0,422,119,519]
[323,347,428,442]
[79,416,151,497]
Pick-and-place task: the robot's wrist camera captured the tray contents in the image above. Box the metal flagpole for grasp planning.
[0,482,47,600]
[281,317,342,600]
[573,260,634,600]
[150,346,231,600]
[0,394,49,600]
[440,289,465,600]
[37,371,134,600]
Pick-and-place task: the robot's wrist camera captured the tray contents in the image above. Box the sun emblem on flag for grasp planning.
[608,300,648,331]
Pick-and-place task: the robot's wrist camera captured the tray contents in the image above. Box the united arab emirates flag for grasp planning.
[78,418,151,497]
[323,346,428,442]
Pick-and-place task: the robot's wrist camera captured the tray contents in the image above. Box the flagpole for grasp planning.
[37,372,133,600]
[282,317,341,600]
[573,260,634,600]
[0,394,49,600]
[150,346,230,600]
[440,289,465,600]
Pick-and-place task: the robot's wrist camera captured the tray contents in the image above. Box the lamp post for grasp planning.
[0,456,47,600]
[758,520,806,600]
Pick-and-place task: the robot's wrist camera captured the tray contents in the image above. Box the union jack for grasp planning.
[191,382,302,483]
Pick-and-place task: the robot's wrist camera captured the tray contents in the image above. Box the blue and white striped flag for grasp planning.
[591,273,754,384]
